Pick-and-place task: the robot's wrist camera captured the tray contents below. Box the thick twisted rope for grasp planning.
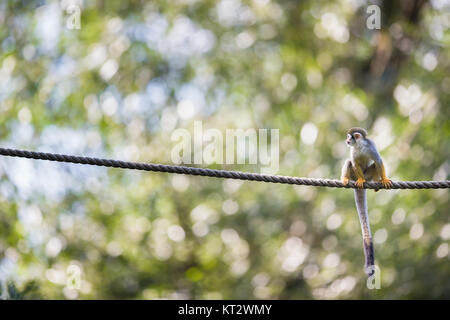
[0,147,449,190]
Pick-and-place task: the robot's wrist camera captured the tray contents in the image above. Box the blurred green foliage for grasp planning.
[0,0,449,299]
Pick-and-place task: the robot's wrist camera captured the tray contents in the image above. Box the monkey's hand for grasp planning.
[355,177,365,188]
[380,177,393,189]
[341,177,349,186]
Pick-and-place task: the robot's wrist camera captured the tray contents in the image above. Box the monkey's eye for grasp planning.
[347,134,352,139]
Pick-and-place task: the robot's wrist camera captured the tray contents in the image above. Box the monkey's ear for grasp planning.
[353,132,362,139]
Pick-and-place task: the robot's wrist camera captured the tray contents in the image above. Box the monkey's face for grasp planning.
[346,132,363,147]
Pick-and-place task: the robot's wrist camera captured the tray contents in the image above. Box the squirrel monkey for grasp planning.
[341,127,393,276]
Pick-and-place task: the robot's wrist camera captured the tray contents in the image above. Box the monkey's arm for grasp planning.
[366,140,393,188]
[341,159,366,188]
[374,161,393,188]
[341,159,354,185]
[353,162,367,188]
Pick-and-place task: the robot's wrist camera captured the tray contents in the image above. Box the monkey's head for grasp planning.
[346,127,367,146]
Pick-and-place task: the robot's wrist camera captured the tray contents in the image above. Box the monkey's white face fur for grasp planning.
[347,132,373,168]
[346,132,364,147]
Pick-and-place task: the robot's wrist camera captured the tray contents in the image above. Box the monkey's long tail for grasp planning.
[354,189,375,277]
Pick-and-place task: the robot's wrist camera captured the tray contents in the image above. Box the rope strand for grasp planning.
[0,147,449,190]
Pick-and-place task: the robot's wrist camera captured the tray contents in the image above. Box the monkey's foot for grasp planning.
[380,177,393,189]
[355,178,365,188]
[341,177,349,186]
